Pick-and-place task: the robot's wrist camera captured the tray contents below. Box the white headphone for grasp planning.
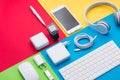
[84,2,120,34]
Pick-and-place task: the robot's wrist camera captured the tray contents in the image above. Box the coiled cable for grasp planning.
[74,33,97,52]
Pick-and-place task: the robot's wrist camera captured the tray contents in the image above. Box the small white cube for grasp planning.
[30,32,49,50]
[46,43,70,65]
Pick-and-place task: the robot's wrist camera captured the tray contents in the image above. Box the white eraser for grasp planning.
[33,54,44,66]
[30,32,49,50]
[46,43,70,65]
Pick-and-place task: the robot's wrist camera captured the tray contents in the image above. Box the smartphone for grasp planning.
[51,5,82,34]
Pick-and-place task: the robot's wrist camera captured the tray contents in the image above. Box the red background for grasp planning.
[0,0,66,72]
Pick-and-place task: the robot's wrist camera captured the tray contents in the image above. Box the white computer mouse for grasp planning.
[18,62,39,80]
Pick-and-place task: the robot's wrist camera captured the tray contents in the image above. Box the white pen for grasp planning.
[30,5,46,26]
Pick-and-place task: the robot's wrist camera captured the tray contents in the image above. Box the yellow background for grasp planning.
[38,0,120,36]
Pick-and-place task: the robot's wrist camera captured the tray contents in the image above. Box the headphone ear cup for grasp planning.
[92,21,109,34]
[114,11,120,26]
[97,21,110,31]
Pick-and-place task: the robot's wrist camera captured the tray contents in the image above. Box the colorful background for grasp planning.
[0,0,120,80]
[0,0,66,72]
[38,0,120,36]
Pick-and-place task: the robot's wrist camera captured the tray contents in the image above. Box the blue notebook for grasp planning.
[41,13,120,80]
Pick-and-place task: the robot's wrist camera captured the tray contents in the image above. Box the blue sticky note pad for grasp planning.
[41,14,120,80]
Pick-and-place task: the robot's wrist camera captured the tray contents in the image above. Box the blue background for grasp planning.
[41,14,120,80]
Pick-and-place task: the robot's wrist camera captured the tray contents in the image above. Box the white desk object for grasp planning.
[18,62,39,80]
[30,32,49,50]
[33,54,45,66]
[59,40,120,80]
[46,42,70,65]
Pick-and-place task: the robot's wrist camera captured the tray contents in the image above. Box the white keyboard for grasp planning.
[59,41,120,80]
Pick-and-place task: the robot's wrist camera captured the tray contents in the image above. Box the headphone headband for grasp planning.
[84,2,119,26]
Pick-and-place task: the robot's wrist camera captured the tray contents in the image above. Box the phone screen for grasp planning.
[53,7,79,31]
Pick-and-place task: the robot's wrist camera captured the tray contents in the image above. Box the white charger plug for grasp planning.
[33,54,45,67]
